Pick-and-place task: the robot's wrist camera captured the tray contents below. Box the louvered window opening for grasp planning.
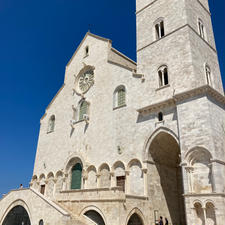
[117,89,126,107]
[79,101,88,121]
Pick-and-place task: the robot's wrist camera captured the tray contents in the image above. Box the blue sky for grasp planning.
[0,0,224,196]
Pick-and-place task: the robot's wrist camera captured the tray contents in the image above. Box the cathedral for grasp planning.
[1,0,225,225]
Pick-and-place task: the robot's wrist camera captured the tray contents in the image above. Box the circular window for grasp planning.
[75,66,95,95]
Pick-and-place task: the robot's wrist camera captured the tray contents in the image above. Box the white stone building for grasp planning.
[1,0,225,225]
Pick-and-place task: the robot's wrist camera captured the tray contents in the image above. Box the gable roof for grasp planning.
[66,32,136,69]
[66,32,112,67]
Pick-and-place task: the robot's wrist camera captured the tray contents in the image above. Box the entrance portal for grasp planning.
[127,213,143,225]
[148,132,186,225]
[2,205,31,225]
[84,210,105,225]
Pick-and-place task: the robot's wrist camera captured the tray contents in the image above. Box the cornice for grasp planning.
[137,85,225,114]
[136,0,210,16]
[137,24,216,54]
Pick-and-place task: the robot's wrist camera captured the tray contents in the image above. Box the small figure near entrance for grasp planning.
[165,217,168,225]
[159,216,164,225]
[19,184,23,189]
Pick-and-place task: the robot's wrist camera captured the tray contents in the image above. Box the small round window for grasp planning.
[39,219,44,225]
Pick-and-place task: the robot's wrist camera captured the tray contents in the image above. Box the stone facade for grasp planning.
[1,0,225,225]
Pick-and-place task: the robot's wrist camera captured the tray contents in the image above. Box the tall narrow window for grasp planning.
[40,185,45,195]
[71,163,82,190]
[158,112,163,121]
[205,65,212,86]
[155,20,165,40]
[85,46,89,56]
[48,115,55,133]
[79,101,88,121]
[114,85,126,108]
[198,19,205,40]
[158,66,169,87]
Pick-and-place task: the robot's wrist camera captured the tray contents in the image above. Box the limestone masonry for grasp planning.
[1,0,225,225]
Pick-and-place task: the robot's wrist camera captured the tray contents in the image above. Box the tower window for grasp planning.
[155,20,165,40]
[47,115,55,133]
[198,19,206,40]
[114,85,126,109]
[158,66,169,87]
[158,112,163,121]
[79,100,89,121]
[205,65,212,86]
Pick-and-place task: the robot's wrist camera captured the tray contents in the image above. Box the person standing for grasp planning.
[165,217,168,225]
[159,216,164,225]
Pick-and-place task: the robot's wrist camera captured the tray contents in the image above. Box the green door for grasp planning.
[71,163,82,189]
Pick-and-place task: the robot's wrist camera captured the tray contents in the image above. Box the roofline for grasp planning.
[111,47,137,66]
[66,32,112,67]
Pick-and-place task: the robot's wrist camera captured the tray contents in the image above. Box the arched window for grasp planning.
[71,163,82,190]
[158,66,169,87]
[155,19,165,40]
[158,112,163,121]
[205,65,212,86]
[198,19,206,40]
[48,115,55,133]
[114,85,126,108]
[79,101,89,121]
[39,220,44,225]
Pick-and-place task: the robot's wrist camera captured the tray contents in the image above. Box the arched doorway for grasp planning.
[71,163,82,189]
[84,210,105,225]
[148,131,186,225]
[127,213,143,225]
[2,205,31,225]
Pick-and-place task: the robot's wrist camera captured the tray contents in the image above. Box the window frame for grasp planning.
[113,85,127,110]
[154,18,165,40]
[158,65,169,88]
[47,115,55,133]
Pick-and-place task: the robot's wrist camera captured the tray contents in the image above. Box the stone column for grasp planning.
[203,207,207,224]
[142,168,148,196]
[82,171,88,189]
[96,173,101,188]
[52,178,57,198]
[184,166,194,193]
[62,173,68,191]
[125,170,130,194]
[110,172,115,188]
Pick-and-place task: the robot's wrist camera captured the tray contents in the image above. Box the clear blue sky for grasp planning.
[0,0,224,196]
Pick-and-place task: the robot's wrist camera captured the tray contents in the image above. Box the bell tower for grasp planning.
[136,0,225,224]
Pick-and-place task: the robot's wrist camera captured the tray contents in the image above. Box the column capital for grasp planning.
[125,170,130,175]
[142,168,148,173]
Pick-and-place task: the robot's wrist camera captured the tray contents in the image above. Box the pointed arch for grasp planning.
[143,127,179,161]
[126,208,145,225]
[80,206,107,225]
[1,200,32,225]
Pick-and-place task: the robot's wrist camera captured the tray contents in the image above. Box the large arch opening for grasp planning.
[127,213,144,225]
[148,131,186,225]
[2,205,31,225]
[84,210,105,225]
